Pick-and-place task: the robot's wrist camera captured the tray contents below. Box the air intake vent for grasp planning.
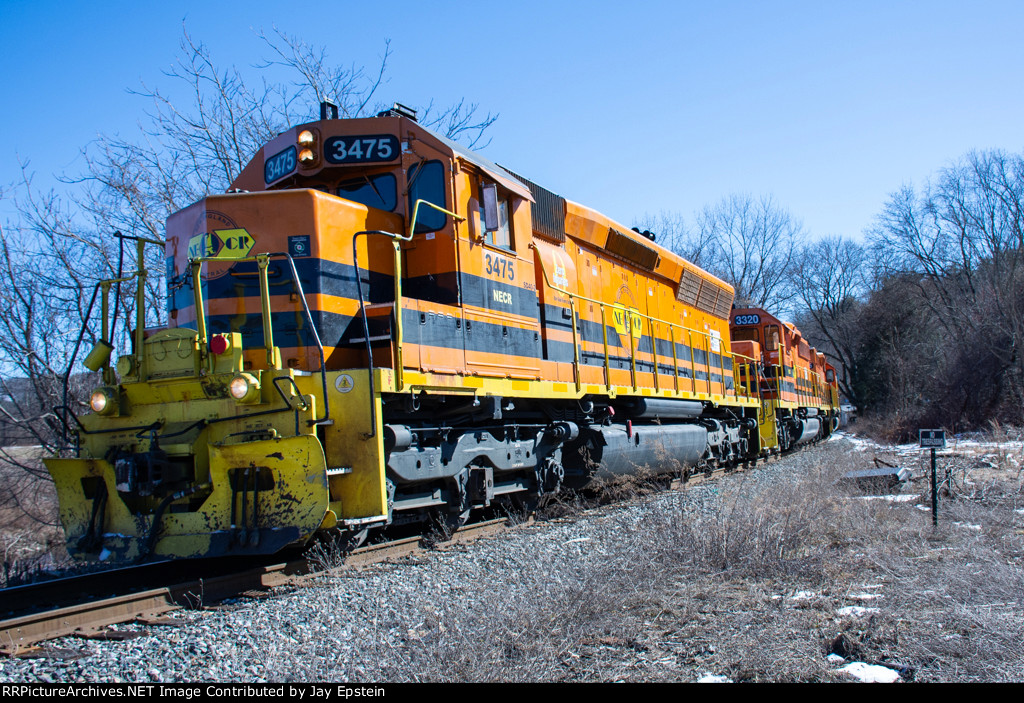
[696,280,720,316]
[677,267,702,306]
[605,228,660,270]
[714,289,734,318]
[503,168,566,243]
[679,268,734,319]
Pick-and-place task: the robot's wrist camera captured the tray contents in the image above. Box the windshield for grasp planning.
[337,173,397,211]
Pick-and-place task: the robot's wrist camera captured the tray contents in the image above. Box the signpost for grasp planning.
[919,429,946,526]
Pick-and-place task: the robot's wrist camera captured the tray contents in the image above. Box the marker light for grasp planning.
[90,387,118,416]
[229,373,261,403]
[297,130,315,146]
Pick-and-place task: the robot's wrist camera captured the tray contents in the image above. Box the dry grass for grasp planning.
[233,436,1024,682]
[0,449,66,586]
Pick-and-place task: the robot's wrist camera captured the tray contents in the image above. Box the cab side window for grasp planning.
[478,187,513,250]
[407,160,446,233]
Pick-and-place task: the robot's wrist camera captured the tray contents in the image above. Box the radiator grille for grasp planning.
[677,267,702,306]
[714,286,734,318]
[503,168,566,243]
[679,268,734,319]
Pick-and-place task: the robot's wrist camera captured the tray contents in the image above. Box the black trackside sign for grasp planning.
[919,429,946,448]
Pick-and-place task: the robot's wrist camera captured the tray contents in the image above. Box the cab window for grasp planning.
[338,173,397,211]
[765,325,780,351]
[407,160,446,233]
[478,190,512,250]
[732,327,760,345]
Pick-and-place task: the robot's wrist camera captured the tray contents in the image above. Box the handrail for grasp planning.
[402,199,466,391]
[350,199,465,439]
[352,229,407,440]
[408,199,465,240]
[188,251,331,427]
[531,246,758,402]
[61,235,164,447]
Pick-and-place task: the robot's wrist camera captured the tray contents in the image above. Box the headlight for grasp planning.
[90,387,118,416]
[229,373,261,403]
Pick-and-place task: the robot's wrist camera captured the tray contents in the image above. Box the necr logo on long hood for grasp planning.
[187,211,256,260]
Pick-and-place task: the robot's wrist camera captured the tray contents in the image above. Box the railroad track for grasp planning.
[0,517,510,657]
[0,453,784,657]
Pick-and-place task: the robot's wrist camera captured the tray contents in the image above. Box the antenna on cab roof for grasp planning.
[320,101,339,120]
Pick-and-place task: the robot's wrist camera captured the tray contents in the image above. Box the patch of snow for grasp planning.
[790,590,818,601]
[825,653,846,665]
[697,674,733,683]
[1015,508,1024,515]
[852,494,918,502]
[563,537,591,544]
[915,504,931,512]
[953,522,982,531]
[837,606,880,617]
[849,593,883,601]
[839,662,901,683]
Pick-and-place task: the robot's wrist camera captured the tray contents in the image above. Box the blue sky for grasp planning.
[2,0,1022,240]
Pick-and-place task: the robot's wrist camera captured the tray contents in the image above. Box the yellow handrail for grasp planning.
[399,200,466,389]
[189,253,282,372]
[531,247,758,401]
[89,235,163,384]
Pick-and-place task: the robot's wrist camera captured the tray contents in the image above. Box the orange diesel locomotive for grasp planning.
[46,103,837,562]
[730,307,840,451]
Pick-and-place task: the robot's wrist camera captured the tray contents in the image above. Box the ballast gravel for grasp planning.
[0,441,872,682]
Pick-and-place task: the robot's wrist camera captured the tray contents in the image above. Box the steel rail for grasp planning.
[0,518,512,656]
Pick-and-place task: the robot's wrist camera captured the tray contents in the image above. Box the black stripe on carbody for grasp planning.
[173,256,734,389]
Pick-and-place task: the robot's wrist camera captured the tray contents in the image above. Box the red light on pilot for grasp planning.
[209,335,230,356]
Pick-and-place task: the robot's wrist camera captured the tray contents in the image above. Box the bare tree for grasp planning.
[790,236,869,405]
[0,28,500,566]
[632,211,715,269]
[868,149,1024,423]
[419,98,498,150]
[694,194,806,312]
[869,149,1024,427]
